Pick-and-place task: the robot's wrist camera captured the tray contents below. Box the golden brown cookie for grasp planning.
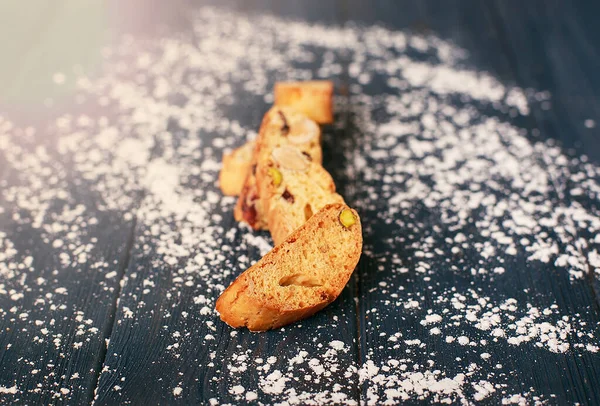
[218,140,255,196]
[256,145,345,246]
[216,203,362,331]
[274,81,334,124]
[235,106,322,230]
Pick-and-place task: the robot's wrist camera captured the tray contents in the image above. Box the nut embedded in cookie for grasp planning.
[271,145,310,171]
[215,203,362,331]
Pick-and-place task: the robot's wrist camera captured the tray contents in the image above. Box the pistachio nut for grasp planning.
[268,167,283,187]
[339,208,357,228]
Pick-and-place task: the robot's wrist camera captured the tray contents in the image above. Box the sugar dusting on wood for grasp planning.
[0,5,599,405]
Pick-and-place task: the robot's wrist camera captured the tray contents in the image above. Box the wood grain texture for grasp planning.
[342,0,600,403]
[490,0,600,317]
[1,1,599,405]
[0,126,136,404]
[92,1,362,404]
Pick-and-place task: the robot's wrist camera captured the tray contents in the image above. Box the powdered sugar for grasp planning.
[0,386,18,395]
[0,4,598,405]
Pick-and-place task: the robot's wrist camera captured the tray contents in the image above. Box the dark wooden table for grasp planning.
[1,1,599,404]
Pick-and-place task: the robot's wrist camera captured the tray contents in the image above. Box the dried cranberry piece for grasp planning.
[282,189,294,203]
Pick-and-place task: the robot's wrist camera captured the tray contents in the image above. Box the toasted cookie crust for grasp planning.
[216,204,362,331]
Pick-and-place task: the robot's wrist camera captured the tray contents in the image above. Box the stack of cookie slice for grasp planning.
[216,81,362,331]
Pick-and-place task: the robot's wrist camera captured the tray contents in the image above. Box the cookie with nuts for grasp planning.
[234,106,323,229]
[216,203,362,331]
[256,145,345,246]
[221,81,333,198]
[218,81,363,330]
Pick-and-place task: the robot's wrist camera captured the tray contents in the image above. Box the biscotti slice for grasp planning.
[267,190,345,246]
[256,145,345,245]
[218,140,255,196]
[221,82,333,197]
[216,203,362,331]
[235,107,323,229]
[274,81,334,124]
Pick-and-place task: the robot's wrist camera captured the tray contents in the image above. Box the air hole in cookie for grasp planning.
[304,204,313,221]
[279,273,323,288]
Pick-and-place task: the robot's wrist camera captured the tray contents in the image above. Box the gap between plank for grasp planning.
[335,1,363,402]
[346,88,366,406]
[85,214,138,405]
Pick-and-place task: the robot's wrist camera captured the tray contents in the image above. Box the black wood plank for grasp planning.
[0,3,142,405]
[0,90,136,404]
[340,0,600,403]
[92,1,362,404]
[0,1,208,403]
[489,0,600,320]
[3,1,600,404]
[491,1,600,162]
